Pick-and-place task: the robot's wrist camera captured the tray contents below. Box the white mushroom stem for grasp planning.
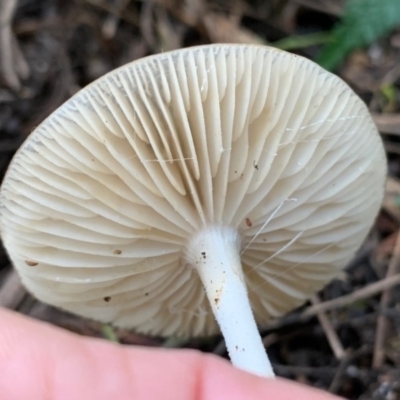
[186,225,275,378]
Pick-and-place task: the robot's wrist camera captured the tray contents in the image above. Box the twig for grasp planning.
[0,0,29,91]
[213,338,226,355]
[0,269,26,309]
[203,12,265,45]
[328,356,350,393]
[140,0,157,49]
[328,346,371,393]
[101,0,130,39]
[384,142,400,155]
[373,113,400,135]
[303,274,400,316]
[312,294,346,360]
[372,230,400,368]
[262,332,280,347]
[383,177,400,223]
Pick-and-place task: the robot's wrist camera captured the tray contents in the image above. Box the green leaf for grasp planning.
[101,324,119,343]
[380,83,397,103]
[317,0,400,70]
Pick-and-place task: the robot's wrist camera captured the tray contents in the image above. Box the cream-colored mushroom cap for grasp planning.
[0,44,386,339]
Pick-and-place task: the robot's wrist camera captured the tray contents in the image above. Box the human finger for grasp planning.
[0,308,342,400]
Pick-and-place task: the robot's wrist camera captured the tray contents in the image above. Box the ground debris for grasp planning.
[1,1,400,399]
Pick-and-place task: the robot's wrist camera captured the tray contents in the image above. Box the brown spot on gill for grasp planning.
[245,218,252,227]
[214,286,223,308]
[25,260,38,267]
[113,249,122,255]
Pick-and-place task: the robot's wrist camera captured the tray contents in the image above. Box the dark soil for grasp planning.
[1,1,400,399]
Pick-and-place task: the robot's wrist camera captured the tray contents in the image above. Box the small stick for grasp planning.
[262,276,400,333]
[0,0,29,91]
[372,113,400,135]
[303,274,400,316]
[311,294,346,360]
[328,356,349,393]
[101,0,130,39]
[213,338,227,355]
[328,346,371,393]
[372,230,400,368]
[0,269,26,309]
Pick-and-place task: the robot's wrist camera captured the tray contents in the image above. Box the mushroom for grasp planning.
[0,44,387,377]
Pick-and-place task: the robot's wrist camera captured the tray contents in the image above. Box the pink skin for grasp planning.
[0,308,343,400]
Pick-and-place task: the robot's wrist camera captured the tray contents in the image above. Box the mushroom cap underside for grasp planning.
[0,44,387,337]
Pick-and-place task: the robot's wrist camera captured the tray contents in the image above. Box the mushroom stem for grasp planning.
[186,225,275,378]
